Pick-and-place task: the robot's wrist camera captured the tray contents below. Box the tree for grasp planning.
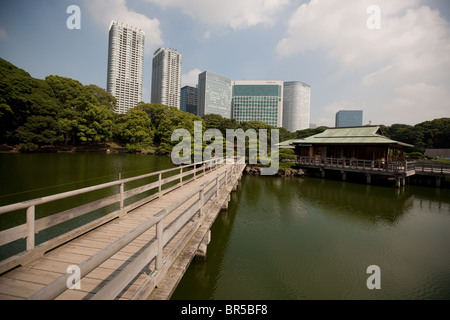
[116,109,154,152]
[294,126,328,139]
[16,115,63,151]
[133,103,204,154]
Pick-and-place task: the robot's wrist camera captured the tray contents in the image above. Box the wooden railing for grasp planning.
[297,156,416,174]
[415,161,450,175]
[0,157,239,274]
[25,157,244,300]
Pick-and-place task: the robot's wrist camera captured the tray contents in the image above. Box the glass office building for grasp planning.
[180,85,198,115]
[232,81,283,127]
[335,110,363,127]
[198,71,232,118]
[283,81,311,132]
[107,21,145,114]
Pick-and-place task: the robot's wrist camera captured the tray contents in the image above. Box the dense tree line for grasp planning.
[0,58,115,151]
[1,58,448,155]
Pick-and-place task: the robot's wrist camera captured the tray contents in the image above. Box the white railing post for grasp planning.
[155,220,163,270]
[158,173,162,198]
[199,186,205,217]
[119,173,124,212]
[26,205,35,251]
[216,177,219,198]
[180,167,183,186]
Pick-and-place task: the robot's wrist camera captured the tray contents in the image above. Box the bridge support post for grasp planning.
[195,230,211,262]
[395,177,401,188]
[320,168,325,178]
[341,171,346,181]
[222,195,231,210]
[436,176,442,188]
[366,174,371,185]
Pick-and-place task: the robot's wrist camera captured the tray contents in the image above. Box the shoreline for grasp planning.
[0,143,163,155]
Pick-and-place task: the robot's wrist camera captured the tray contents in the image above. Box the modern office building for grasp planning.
[180,85,198,115]
[198,71,232,118]
[232,80,284,127]
[282,81,311,132]
[106,21,145,114]
[335,110,363,127]
[151,48,182,108]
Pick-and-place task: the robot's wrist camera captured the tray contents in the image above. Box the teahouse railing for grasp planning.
[415,161,450,175]
[297,156,416,174]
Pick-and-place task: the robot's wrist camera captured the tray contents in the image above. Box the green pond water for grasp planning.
[0,153,449,299]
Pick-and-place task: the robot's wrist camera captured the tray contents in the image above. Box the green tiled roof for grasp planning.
[278,126,414,148]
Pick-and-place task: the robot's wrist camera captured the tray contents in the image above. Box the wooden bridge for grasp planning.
[0,157,246,300]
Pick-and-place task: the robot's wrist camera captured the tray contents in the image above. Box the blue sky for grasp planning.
[0,0,449,128]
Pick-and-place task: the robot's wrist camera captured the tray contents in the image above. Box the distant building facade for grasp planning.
[335,110,363,127]
[151,48,182,108]
[198,71,232,118]
[232,80,284,127]
[283,81,311,132]
[180,85,198,115]
[107,21,145,114]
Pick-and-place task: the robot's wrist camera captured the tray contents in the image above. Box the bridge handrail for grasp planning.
[28,157,244,300]
[0,156,237,274]
[0,158,221,215]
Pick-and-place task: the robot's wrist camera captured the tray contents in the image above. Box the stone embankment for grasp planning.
[244,164,305,177]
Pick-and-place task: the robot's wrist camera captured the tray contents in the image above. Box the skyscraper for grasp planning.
[282,81,311,132]
[151,48,182,108]
[232,80,284,127]
[198,71,232,118]
[107,21,145,114]
[335,110,363,127]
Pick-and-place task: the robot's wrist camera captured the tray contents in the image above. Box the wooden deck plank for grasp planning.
[0,277,45,299]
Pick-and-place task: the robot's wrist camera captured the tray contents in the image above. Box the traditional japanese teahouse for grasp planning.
[281,126,414,162]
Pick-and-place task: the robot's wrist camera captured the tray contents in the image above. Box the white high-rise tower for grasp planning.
[107,21,145,114]
[283,81,311,132]
[151,48,182,108]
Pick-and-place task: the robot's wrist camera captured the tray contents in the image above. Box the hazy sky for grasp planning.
[0,0,449,127]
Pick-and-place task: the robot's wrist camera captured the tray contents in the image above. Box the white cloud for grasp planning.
[278,0,450,125]
[380,82,450,124]
[182,68,202,87]
[0,28,8,41]
[145,0,290,30]
[83,0,163,54]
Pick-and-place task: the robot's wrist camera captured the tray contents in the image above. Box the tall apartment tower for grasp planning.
[107,21,145,114]
[198,71,232,118]
[282,81,311,132]
[232,80,284,127]
[151,48,182,108]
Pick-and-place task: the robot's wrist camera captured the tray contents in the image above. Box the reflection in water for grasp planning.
[172,175,450,300]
